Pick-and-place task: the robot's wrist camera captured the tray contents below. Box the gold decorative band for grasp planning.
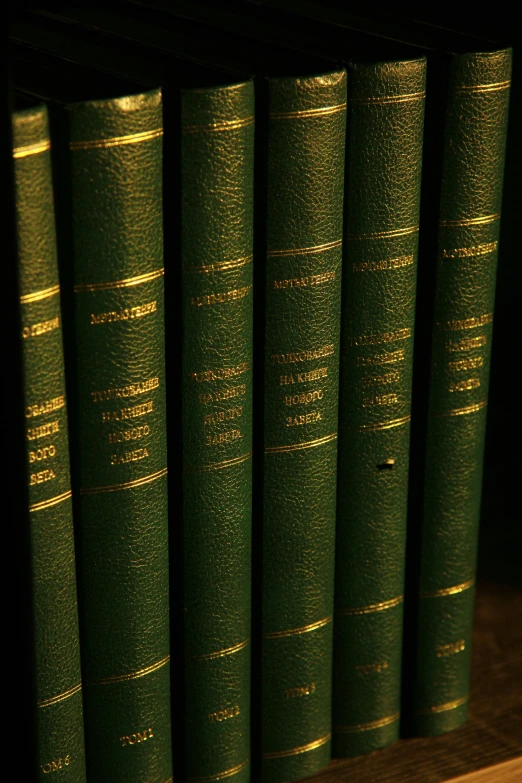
[185,452,252,473]
[20,284,61,304]
[420,579,475,599]
[69,128,163,151]
[38,682,82,709]
[334,712,400,733]
[267,238,342,258]
[356,415,411,433]
[435,399,488,418]
[455,80,511,93]
[13,139,51,159]
[265,432,337,455]
[351,91,426,105]
[262,733,331,759]
[81,467,168,495]
[183,117,254,134]
[183,254,253,274]
[29,490,72,514]
[269,103,347,120]
[194,637,250,662]
[74,268,164,292]
[416,695,468,715]
[187,760,249,782]
[337,595,404,616]
[264,615,332,640]
[348,226,419,240]
[88,654,170,686]
[439,213,500,227]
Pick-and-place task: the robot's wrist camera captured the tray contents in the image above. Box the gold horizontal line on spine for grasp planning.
[351,91,426,105]
[183,116,254,134]
[74,268,164,292]
[334,712,400,734]
[184,452,252,473]
[267,238,342,258]
[38,681,82,708]
[420,579,475,599]
[187,759,249,782]
[162,778,174,783]
[193,637,250,661]
[183,254,253,274]
[13,139,51,158]
[29,489,72,514]
[20,284,61,304]
[81,467,168,495]
[69,128,163,151]
[88,654,170,686]
[337,595,404,616]
[269,103,347,120]
[434,399,488,418]
[356,415,411,432]
[455,80,511,93]
[348,226,419,240]
[265,432,337,455]
[262,733,331,759]
[439,213,500,227]
[416,695,468,715]
[264,615,332,640]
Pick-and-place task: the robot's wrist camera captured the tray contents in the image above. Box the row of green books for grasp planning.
[11,3,512,782]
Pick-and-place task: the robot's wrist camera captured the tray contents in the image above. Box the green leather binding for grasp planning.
[262,70,346,783]
[65,89,173,782]
[334,59,426,756]
[13,104,86,782]
[181,82,254,783]
[415,49,512,737]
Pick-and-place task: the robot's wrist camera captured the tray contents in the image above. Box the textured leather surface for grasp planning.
[415,49,512,737]
[334,59,426,757]
[64,89,173,782]
[181,82,254,783]
[13,105,86,782]
[262,70,346,783]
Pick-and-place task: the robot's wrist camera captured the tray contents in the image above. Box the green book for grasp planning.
[12,101,86,782]
[12,48,173,783]
[415,47,512,737]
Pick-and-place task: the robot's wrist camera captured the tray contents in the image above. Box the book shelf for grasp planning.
[299,580,522,783]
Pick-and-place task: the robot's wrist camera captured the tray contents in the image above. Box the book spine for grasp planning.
[13,104,86,782]
[333,59,426,756]
[181,82,254,783]
[261,70,347,783]
[65,89,173,782]
[414,49,512,736]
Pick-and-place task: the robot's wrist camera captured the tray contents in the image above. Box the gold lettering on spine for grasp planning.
[273,270,336,289]
[41,755,71,774]
[271,344,334,365]
[26,395,65,418]
[27,419,60,441]
[284,682,316,698]
[356,662,388,675]
[436,639,466,657]
[90,300,157,325]
[208,705,241,723]
[442,241,498,259]
[120,727,154,747]
[352,255,414,273]
[22,316,59,339]
[190,285,252,307]
[348,328,411,347]
[91,377,159,403]
[191,363,249,383]
[436,312,492,331]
